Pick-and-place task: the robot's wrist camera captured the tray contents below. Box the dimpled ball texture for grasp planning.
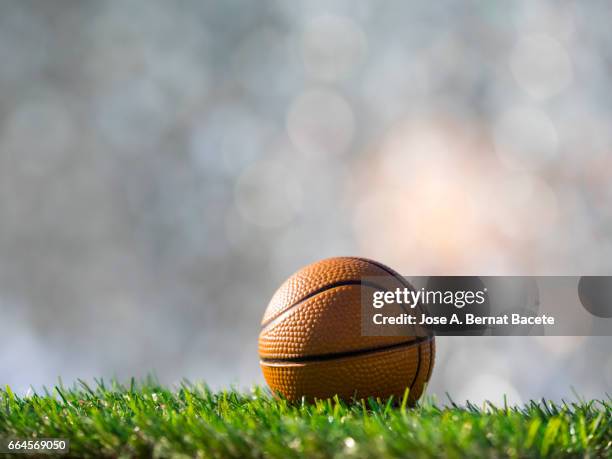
[258,257,435,404]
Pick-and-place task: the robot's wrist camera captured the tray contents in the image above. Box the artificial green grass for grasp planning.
[0,380,610,458]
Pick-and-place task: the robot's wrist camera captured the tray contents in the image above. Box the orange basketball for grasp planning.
[259,257,435,403]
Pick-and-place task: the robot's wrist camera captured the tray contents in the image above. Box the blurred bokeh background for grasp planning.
[1,0,610,404]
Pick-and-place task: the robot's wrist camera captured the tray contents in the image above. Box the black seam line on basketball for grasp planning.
[262,258,414,330]
[260,279,385,330]
[259,335,432,364]
[425,339,433,382]
[353,257,408,286]
[354,257,428,317]
[408,340,422,391]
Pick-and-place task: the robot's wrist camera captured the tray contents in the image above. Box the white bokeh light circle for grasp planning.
[286,88,355,156]
[456,373,523,407]
[510,34,573,100]
[190,104,276,176]
[234,160,302,228]
[486,173,559,242]
[534,336,586,357]
[302,15,367,81]
[493,105,558,170]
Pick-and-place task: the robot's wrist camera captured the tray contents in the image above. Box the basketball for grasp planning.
[259,257,435,403]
